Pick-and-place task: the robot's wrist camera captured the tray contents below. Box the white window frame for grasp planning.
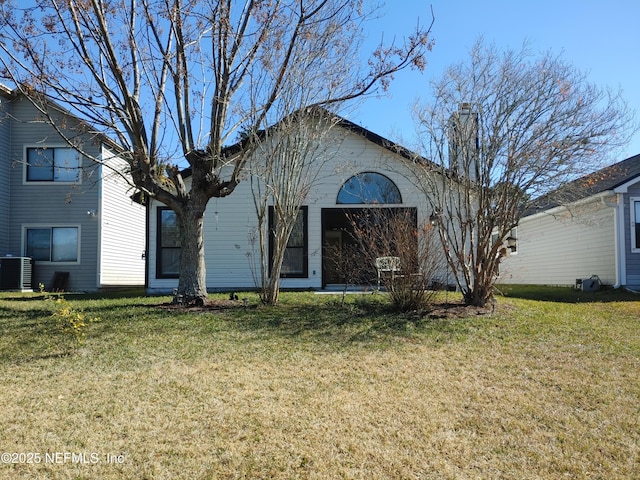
[22,225,81,265]
[631,197,640,253]
[23,144,82,184]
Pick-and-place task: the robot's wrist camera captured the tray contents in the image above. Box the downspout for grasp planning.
[601,192,624,288]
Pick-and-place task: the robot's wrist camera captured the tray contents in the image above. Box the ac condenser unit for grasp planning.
[575,275,601,292]
[0,257,34,292]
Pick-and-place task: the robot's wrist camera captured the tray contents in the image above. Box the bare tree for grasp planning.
[249,108,341,305]
[410,39,634,307]
[0,0,433,304]
[348,208,443,312]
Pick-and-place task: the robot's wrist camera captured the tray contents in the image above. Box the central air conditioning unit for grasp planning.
[575,275,601,292]
[0,257,34,292]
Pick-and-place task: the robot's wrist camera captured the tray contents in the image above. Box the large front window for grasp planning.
[157,207,181,278]
[25,227,79,262]
[26,147,81,182]
[269,206,308,278]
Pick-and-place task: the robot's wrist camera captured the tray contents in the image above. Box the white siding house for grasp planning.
[498,193,617,286]
[146,118,431,293]
[500,153,640,290]
[98,149,146,287]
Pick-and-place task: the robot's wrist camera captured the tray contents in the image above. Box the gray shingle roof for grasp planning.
[527,153,640,215]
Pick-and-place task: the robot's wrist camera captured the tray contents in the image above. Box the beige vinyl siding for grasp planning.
[499,198,616,286]
[147,126,432,292]
[7,96,102,291]
[98,147,146,286]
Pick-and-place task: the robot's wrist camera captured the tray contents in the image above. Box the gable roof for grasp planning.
[328,113,426,164]
[178,107,432,179]
[3,84,127,155]
[528,153,640,215]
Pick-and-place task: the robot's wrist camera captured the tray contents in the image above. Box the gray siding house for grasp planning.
[500,153,640,291]
[0,85,145,292]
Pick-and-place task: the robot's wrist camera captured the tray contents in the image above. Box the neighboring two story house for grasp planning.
[0,85,146,292]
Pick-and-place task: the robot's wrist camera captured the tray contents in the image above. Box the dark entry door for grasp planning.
[321,207,417,288]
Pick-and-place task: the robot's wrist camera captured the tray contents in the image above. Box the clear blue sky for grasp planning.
[351,0,640,162]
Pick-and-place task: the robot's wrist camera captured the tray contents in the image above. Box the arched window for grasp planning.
[337,172,402,204]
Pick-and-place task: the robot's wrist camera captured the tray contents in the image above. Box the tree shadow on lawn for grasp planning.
[496,284,639,303]
[160,297,490,346]
[0,307,77,363]
[0,293,490,361]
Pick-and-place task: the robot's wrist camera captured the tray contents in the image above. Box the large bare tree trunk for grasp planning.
[175,202,207,304]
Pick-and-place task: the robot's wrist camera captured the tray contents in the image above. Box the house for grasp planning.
[145,114,437,293]
[0,85,146,292]
[499,153,640,291]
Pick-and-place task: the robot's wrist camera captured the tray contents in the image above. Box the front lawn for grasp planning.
[0,289,638,479]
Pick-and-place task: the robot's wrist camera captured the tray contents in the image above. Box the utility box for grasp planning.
[575,276,600,292]
[0,257,34,292]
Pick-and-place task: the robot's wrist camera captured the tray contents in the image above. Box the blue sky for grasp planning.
[351,0,640,162]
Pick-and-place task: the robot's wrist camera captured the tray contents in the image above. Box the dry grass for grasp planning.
[0,288,638,479]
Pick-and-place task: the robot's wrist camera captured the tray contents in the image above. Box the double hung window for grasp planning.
[269,206,308,278]
[632,198,640,253]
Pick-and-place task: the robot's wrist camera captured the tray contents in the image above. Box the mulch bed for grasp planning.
[158,298,493,319]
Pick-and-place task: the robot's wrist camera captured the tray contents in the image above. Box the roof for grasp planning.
[329,113,426,164]
[527,153,640,215]
[578,153,640,193]
[4,85,126,154]
[178,107,432,179]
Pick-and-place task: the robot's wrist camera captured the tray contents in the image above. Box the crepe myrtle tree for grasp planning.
[0,0,433,304]
[410,39,634,307]
[249,108,342,306]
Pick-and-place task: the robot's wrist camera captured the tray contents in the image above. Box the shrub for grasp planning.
[347,209,445,312]
[40,284,96,349]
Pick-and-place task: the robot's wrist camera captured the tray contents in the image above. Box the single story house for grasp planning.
[145,115,437,293]
[0,85,146,292]
[499,153,640,291]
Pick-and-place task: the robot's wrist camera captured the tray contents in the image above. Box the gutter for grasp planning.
[522,190,616,221]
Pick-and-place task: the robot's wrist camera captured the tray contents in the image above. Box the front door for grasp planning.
[321,207,417,288]
[323,229,343,285]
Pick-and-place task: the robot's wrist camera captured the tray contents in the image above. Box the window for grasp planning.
[491,227,517,255]
[26,147,81,182]
[269,206,308,278]
[506,227,518,255]
[25,227,79,262]
[337,172,402,204]
[632,198,640,253]
[157,207,181,278]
